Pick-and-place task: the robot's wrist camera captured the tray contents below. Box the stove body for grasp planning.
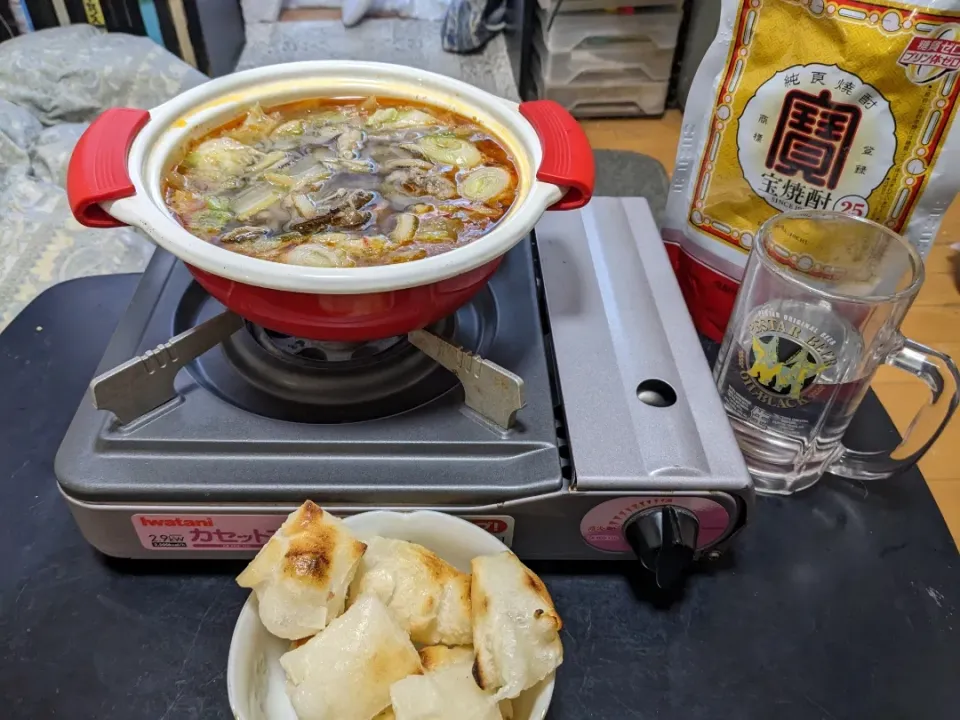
[56,198,753,561]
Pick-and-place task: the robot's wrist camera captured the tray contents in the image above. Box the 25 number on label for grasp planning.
[833,195,869,217]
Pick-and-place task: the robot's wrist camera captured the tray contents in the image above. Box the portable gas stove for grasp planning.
[56,198,752,586]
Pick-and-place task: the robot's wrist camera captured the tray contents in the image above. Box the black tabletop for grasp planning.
[1,275,958,720]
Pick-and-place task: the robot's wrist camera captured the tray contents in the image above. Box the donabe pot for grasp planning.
[67,61,594,340]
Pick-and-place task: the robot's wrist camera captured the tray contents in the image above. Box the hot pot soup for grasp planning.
[162,97,520,268]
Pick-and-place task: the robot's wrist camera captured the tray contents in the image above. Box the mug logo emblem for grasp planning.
[737,312,839,409]
[747,334,828,400]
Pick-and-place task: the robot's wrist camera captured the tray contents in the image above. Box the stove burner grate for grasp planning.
[251,326,407,365]
[249,319,447,367]
[181,286,498,424]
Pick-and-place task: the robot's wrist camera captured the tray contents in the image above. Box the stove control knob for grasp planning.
[623,506,700,589]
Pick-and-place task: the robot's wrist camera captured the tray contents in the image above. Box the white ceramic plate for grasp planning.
[227,510,556,720]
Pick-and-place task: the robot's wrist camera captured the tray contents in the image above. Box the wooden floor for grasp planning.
[582,112,960,544]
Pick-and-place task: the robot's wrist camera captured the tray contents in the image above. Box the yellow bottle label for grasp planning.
[83,0,106,27]
[688,0,960,277]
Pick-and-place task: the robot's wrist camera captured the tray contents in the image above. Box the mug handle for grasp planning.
[518,100,595,210]
[67,107,150,228]
[828,336,960,480]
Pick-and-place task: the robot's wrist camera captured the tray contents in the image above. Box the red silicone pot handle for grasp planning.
[67,107,150,228]
[519,100,595,211]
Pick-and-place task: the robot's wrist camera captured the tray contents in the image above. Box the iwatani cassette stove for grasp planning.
[56,198,753,586]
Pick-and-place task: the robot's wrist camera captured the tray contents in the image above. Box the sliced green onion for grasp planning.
[458,166,511,202]
[417,135,482,168]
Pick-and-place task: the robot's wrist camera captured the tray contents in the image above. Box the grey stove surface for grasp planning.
[55,198,753,561]
[57,236,561,506]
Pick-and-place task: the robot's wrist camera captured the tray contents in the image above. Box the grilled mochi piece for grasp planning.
[390,647,502,720]
[236,500,366,640]
[470,551,563,700]
[418,645,475,672]
[280,595,422,720]
[417,646,514,719]
[349,536,472,645]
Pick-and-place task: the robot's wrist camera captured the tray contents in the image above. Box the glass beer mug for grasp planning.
[714,210,960,495]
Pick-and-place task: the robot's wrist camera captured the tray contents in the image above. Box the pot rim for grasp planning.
[109,61,563,295]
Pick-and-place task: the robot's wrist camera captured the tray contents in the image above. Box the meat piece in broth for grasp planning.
[290,188,375,234]
[383,167,457,201]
